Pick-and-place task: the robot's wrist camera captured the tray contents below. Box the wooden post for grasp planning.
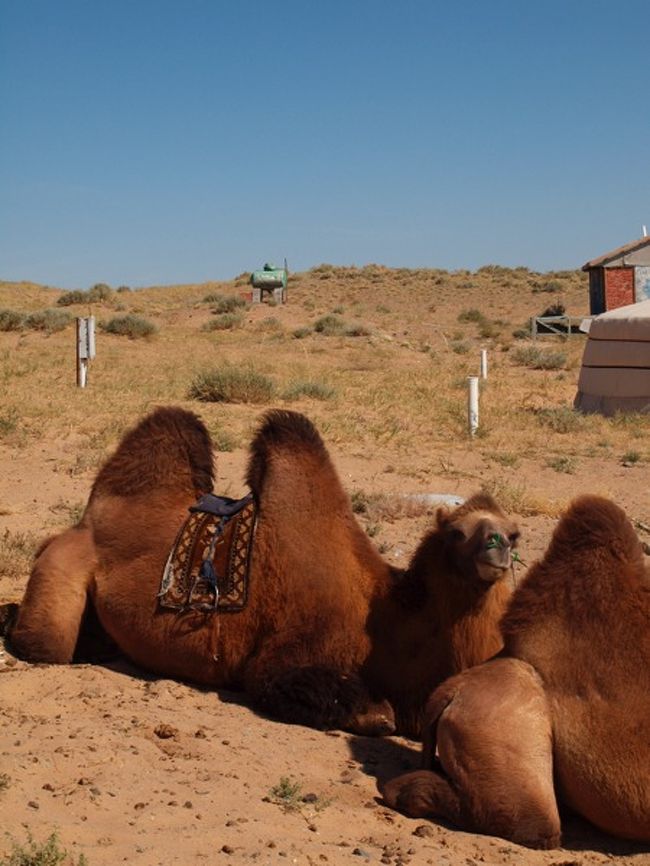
[467,376,479,436]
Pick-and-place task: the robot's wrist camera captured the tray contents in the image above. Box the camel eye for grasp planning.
[508,531,520,547]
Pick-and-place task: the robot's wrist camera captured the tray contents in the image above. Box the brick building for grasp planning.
[582,235,650,315]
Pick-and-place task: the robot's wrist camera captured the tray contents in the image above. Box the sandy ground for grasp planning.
[0,433,649,866]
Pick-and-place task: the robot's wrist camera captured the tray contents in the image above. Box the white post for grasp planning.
[480,349,488,380]
[76,318,87,388]
[76,316,95,388]
[467,376,479,436]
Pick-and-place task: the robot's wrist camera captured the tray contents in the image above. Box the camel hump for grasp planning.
[246,409,329,495]
[551,494,640,558]
[503,494,647,640]
[91,406,214,498]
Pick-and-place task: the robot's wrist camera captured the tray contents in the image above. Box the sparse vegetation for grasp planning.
[511,345,567,370]
[268,777,330,815]
[88,283,113,302]
[314,314,345,336]
[189,366,275,404]
[0,831,88,866]
[0,310,24,331]
[24,309,72,333]
[534,406,587,434]
[0,409,19,438]
[205,293,247,314]
[202,312,244,331]
[546,454,576,474]
[282,380,336,401]
[0,773,9,793]
[100,314,157,339]
[0,529,39,577]
[56,290,86,306]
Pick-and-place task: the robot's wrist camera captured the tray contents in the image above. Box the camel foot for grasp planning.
[348,698,396,736]
[0,602,19,637]
[255,665,388,733]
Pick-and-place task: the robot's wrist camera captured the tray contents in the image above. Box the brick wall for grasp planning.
[604,267,634,310]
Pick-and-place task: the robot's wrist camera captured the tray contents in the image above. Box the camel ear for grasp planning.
[435,505,453,531]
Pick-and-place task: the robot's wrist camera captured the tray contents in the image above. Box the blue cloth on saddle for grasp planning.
[190,492,254,518]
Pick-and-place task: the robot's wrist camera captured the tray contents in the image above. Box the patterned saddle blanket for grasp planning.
[158,492,257,612]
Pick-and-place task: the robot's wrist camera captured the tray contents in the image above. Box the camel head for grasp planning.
[437,494,520,585]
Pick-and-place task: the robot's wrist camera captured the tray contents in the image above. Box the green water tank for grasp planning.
[250,262,288,289]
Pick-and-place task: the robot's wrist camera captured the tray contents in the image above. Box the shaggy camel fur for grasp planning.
[382,495,650,847]
[9,407,519,738]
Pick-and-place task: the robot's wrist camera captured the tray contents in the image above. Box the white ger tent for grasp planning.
[574,299,650,415]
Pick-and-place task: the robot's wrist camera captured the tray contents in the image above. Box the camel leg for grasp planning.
[382,659,561,849]
[10,527,96,664]
[245,656,395,734]
[381,769,461,823]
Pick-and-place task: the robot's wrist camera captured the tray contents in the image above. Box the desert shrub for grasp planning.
[0,409,19,437]
[282,380,336,401]
[206,293,247,314]
[100,314,157,339]
[56,290,86,306]
[546,454,576,474]
[202,312,244,331]
[533,279,563,294]
[535,407,586,434]
[621,450,642,464]
[0,309,24,331]
[457,308,486,324]
[292,326,311,339]
[88,282,113,302]
[116,285,131,293]
[477,320,501,339]
[24,309,72,333]
[189,365,275,404]
[511,346,566,370]
[0,831,88,865]
[0,529,39,578]
[450,340,470,354]
[344,323,372,337]
[255,317,283,333]
[314,314,345,336]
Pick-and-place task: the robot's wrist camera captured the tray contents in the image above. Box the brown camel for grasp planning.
[8,407,519,738]
[381,494,650,847]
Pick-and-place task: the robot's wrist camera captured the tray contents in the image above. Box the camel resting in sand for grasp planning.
[381,495,650,847]
[7,406,519,739]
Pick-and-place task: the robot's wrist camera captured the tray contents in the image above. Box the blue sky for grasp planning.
[2,0,649,288]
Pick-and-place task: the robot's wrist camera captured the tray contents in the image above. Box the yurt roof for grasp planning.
[588,299,650,341]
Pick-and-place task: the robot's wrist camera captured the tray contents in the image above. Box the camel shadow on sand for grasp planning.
[346,734,650,859]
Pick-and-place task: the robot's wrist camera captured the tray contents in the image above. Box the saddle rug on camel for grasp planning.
[158,492,257,612]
